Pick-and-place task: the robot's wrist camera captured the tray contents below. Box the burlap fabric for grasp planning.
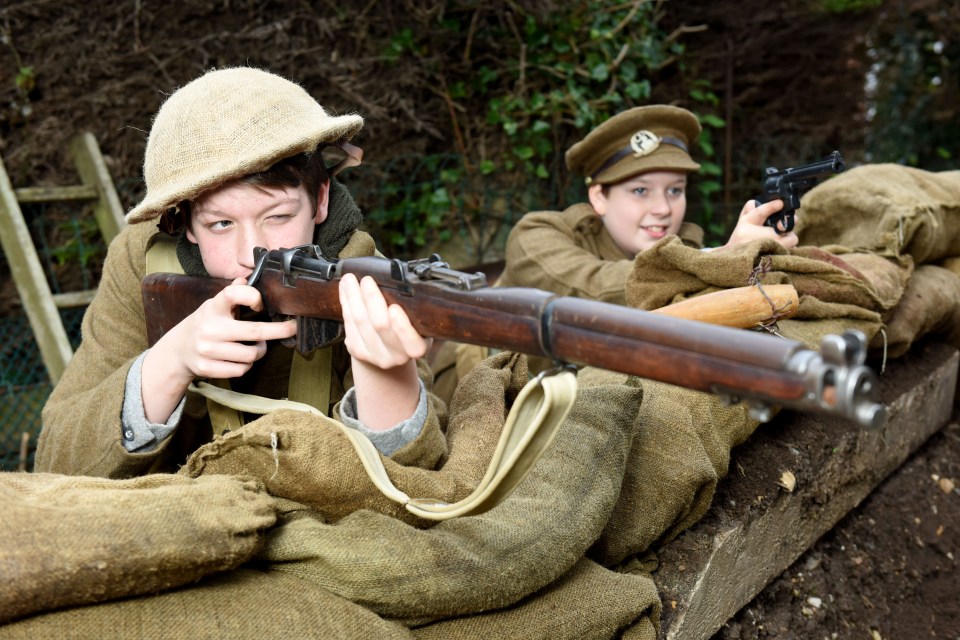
[795,164,960,264]
[623,164,960,357]
[178,355,511,527]
[0,563,658,640]
[590,383,759,566]
[624,236,904,350]
[411,558,661,639]
[0,568,413,640]
[184,356,650,621]
[4,353,671,638]
[0,472,276,625]
[797,164,960,353]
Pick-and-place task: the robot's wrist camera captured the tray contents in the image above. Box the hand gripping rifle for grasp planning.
[755,150,845,234]
[141,246,886,429]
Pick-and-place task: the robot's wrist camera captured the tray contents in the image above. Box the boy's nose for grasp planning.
[649,192,672,215]
[236,229,266,268]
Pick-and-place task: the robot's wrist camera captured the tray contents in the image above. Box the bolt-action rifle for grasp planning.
[141,246,886,429]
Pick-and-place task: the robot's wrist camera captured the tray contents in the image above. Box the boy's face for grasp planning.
[186,181,329,280]
[587,170,688,257]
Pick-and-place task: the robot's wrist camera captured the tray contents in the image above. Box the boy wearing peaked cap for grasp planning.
[497,105,796,304]
[430,105,796,404]
[36,67,444,477]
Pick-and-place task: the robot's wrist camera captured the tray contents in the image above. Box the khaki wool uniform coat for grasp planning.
[497,203,704,302]
[35,221,445,479]
[447,203,703,382]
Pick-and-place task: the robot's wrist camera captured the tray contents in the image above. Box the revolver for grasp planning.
[754,150,845,234]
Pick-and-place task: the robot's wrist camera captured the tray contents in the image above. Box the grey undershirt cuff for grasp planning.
[121,350,184,453]
[121,349,426,457]
[337,380,428,456]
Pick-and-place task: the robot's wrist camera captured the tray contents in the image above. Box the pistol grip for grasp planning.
[756,199,794,235]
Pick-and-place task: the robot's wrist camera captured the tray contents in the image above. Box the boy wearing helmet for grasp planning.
[497,105,797,301]
[36,67,441,477]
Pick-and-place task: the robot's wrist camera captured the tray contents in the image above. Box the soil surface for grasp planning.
[704,342,960,640]
[717,418,960,640]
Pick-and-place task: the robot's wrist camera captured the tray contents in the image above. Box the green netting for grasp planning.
[0,194,99,472]
[0,308,85,471]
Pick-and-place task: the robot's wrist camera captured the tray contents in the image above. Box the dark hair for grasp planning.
[239,150,330,212]
[161,149,331,235]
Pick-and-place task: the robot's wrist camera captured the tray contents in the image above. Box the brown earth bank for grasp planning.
[705,341,960,640]
[713,416,960,640]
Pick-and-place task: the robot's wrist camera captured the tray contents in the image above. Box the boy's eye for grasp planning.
[209,220,232,231]
[632,187,648,196]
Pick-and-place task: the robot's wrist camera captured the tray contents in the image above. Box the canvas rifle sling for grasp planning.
[188,365,577,520]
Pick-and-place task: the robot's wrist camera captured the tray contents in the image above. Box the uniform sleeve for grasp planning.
[36,224,174,478]
[498,210,633,305]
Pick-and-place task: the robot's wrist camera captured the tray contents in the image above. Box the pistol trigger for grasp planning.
[777,211,795,235]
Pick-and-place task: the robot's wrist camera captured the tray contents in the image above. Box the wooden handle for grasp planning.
[651,284,799,329]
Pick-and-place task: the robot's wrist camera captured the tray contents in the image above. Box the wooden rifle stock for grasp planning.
[141,246,886,429]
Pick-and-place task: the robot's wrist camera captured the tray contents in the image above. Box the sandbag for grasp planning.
[796,164,960,264]
[590,383,760,566]
[624,235,905,349]
[410,557,661,640]
[0,568,411,639]
[0,472,276,624]
[256,364,643,625]
[179,353,530,526]
[878,264,960,357]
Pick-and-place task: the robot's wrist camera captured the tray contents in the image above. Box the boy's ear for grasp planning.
[313,180,331,224]
[587,183,607,216]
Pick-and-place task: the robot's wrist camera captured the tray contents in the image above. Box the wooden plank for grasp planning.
[14,185,98,203]
[52,290,97,308]
[652,343,959,640]
[69,131,126,243]
[0,156,73,384]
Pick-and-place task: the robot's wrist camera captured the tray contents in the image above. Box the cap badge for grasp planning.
[630,130,661,157]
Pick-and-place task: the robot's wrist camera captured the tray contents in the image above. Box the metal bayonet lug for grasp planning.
[787,330,887,430]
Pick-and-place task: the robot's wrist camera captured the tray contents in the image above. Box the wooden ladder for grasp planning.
[0,132,124,385]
